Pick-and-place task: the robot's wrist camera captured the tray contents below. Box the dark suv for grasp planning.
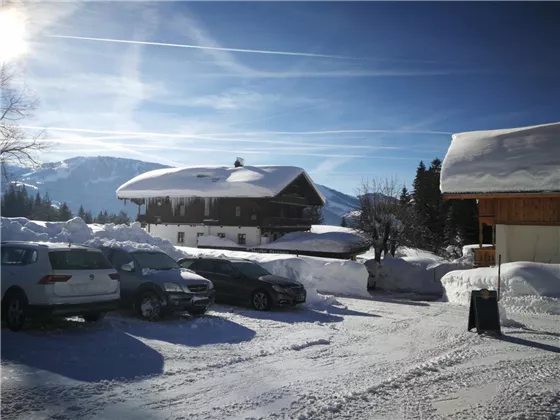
[100,247,215,320]
[178,257,306,311]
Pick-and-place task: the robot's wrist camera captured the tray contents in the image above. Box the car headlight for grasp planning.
[164,282,184,293]
[207,281,214,290]
[272,285,288,293]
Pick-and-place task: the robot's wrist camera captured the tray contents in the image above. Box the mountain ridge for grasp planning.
[2,156,359,225]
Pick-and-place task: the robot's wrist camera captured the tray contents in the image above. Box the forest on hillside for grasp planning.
[0,185,130,224]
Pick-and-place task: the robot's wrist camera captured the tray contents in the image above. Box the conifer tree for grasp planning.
[58,203,73,221]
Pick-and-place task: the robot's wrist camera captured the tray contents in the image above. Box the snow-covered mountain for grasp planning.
[2,157,167,216]
[316,184,359,225]
[2,156,359,224]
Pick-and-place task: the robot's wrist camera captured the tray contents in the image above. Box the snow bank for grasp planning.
[177,246,370,303]
[1,217,185,260]
[360,247,472,295]
[116,165,325,202]
[441,122,560,194]
[441,262,560,315]
[197,235,242,249]
[259,229,364,253]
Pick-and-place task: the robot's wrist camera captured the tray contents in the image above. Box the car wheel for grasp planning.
[251,290,272,311]
[187,307,208,317]
[137,291,163,321]
[82,312,106,323]
[3,290,28,332]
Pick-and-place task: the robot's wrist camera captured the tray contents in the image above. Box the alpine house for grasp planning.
[440,122,560,267]
[116,158,326,248]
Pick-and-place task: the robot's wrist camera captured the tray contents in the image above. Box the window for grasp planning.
[179,259,196,269]
[111,250,133,270]
[132,251,180,270]
[232,261,271,278]
[238,233,246,245]
[217,233,225,238]
[1,247,38,266]
[177,232,185,244]
[197,232,204,237]
[235,206,241,217]
[214,261,236,276]
[191,259,215,272]
[48,250,113,270]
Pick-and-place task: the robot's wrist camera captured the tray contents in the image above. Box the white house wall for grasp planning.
[146,224,263,247]
[496,224,560,264]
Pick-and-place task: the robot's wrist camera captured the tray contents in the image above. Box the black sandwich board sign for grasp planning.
[467,289,501,335]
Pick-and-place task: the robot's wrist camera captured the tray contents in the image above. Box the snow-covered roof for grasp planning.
[441,122,560,195]
[116,165,326,203]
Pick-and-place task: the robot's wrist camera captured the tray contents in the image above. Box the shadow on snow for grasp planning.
[112,313,256,346]
[212,303,380,324]
[1,314,256,382]
[1,322,164,382]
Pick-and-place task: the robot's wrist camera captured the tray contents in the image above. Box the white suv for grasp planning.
[1,241,121,331]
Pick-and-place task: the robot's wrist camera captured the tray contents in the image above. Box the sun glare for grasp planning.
[0,7,28,62]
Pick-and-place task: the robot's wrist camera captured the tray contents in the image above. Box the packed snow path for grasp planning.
[2,297,559,420]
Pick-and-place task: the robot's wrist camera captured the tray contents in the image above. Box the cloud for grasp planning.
[160,88,281,111]
[310,157,354,176]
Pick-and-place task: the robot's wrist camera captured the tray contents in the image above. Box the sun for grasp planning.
[0,6,28,63]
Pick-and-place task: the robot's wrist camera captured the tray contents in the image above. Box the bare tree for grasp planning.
[1,63,47,178]
[355,177,425,287]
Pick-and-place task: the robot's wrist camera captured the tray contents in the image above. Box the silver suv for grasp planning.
[1,241,120,331]
[99,247,215,320]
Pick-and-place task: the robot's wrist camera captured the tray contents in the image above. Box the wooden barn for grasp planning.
[440,122,560,267]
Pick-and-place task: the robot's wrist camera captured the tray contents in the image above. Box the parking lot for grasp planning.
[2,296,559,420]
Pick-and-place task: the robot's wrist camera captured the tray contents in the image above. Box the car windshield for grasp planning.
[132,251,179,270]
[232,261,271,278]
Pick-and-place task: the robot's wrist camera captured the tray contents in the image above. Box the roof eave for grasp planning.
[443,191,560,200]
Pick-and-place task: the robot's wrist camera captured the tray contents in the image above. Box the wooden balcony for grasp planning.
[473,247,496,267]
[261,217,312,230]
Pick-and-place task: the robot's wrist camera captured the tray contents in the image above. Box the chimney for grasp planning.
[234,157,245,168]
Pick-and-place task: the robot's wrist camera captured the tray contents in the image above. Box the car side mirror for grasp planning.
[121,262,135,272]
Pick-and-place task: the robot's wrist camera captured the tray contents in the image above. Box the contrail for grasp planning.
[17,125,438,150]
[48,34,358,60]
[205,129,453,136]
[41,138,425,160]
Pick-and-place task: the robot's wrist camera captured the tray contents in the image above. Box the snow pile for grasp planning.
[197,235,242,249]
[177,246,370,302]
[310,225,360,235]
[259,229,365,253]
[116,165,326,202]
[441,122,560,194]
[1,217,185,260]
[360,247,472,296]
[441,262,560,315]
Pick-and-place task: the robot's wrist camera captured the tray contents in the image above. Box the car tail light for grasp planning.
[109,273,120,281]
[38,275,72,284]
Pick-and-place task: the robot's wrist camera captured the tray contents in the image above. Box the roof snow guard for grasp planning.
[440,122,560,196]
[116,165,326,204]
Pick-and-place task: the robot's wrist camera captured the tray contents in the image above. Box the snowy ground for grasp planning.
[2,296,559,420]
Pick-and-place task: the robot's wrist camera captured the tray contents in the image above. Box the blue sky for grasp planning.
[18,1,560,194]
